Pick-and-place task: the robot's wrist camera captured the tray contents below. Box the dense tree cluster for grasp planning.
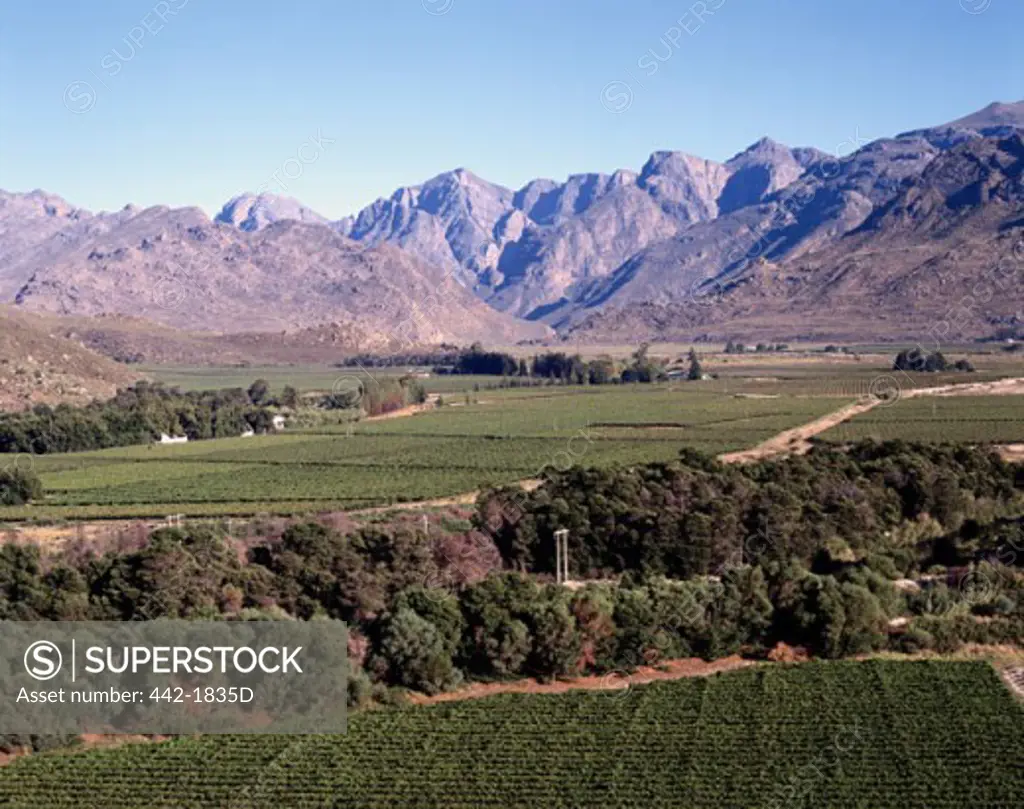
[0,383,278,455]
[337,347,462,368]
[476,441,1019,579]
[893,348,975,373]
[1,441,1020,707]
[724,340,788,354]
[346,343,713,386]
[320,375,425,415]
[433,345,671,386]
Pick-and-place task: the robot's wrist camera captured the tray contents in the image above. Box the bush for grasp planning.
[0,467,43,505]
[897,626,935,654]
[346,662,374,709]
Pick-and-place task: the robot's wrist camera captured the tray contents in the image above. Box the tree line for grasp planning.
[476,441,1020,579]
[340,343,710,385]
[1,441,1020,710]
[0,382,278,455]
[893,348,975,373]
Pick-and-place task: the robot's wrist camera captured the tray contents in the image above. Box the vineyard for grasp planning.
[1,661,1021,807]
[823,394,1024,444]
[0,386,838,519]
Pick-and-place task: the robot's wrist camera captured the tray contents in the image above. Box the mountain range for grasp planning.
[2,100,1022,347]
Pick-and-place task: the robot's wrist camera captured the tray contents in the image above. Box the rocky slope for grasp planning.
[566,132,1024,342]
[329,140,825,319]
[318,100,1024,334]
[215,193,329,232]
[0,307,140,411]
[3,100,1022,347]
[7,203,550,346]
[0,190,142,300]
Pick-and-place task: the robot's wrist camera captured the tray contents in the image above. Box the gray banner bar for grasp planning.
[0,621,347,734]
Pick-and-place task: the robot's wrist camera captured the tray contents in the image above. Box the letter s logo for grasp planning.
[24,641,63,681]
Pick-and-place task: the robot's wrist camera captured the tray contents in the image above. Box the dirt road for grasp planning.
[407,655,755,705]
[720,375,1024,464]
[717,398,884,463]
[350,479,542,516]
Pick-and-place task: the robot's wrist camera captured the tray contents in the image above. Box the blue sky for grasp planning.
[0,0,1020,218]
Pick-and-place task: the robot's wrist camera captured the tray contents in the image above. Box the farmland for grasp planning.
[1,660,1021,808]
[823,394,1024,444]
[0,385,840,520]
[140,364,506,396]
[4,351,1024,521]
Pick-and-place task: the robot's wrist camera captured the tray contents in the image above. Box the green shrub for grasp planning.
[0,467,43,505]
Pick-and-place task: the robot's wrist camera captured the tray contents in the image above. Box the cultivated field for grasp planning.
[6,349,1024,522]
[1,386,839,520]
[140,365,504,396]
[823,394,1024,444]
[141,350,1024,397]
[1,660,1020,808]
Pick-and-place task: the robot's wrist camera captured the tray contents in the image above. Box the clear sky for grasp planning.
[0,0,1020,219]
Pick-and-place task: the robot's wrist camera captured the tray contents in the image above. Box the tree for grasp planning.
[893,348,923,372]
[0,544,47,619]
[392,586,465,657]
[377,608,461,694]
[246,409,275,435]
[406,381,428,405]
[622,343,664,383]
[458,574,539,677]
[0,467,43,506]
[587,359,615,385]
[923,351,949,373]
[708,566,773,655]
[892,349,974,374]
[686,348,704,381]
[247,379,271,405]
[281,385,299,409]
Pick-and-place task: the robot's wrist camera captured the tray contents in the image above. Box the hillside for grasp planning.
[0,307,139,411]
[333,143,826,320]
[7,205,550,345]
[567,132,1024,342]
[25,312,381,366]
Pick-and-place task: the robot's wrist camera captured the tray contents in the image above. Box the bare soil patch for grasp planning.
[997,444,1024,462]
[407,655,756,705]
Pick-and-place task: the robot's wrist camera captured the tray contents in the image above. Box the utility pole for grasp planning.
[554,529,569,584]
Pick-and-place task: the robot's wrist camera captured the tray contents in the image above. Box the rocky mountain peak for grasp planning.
[214,193,328,233]
[947,100,1024,132]
[637,151,730,221]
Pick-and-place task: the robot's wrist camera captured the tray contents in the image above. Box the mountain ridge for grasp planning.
[2,99,1022,345]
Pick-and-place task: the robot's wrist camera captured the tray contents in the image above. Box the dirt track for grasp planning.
[407,656,756,705]
[717,398,883,463]
[719,376,1024,464]
[351,479,543,516]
